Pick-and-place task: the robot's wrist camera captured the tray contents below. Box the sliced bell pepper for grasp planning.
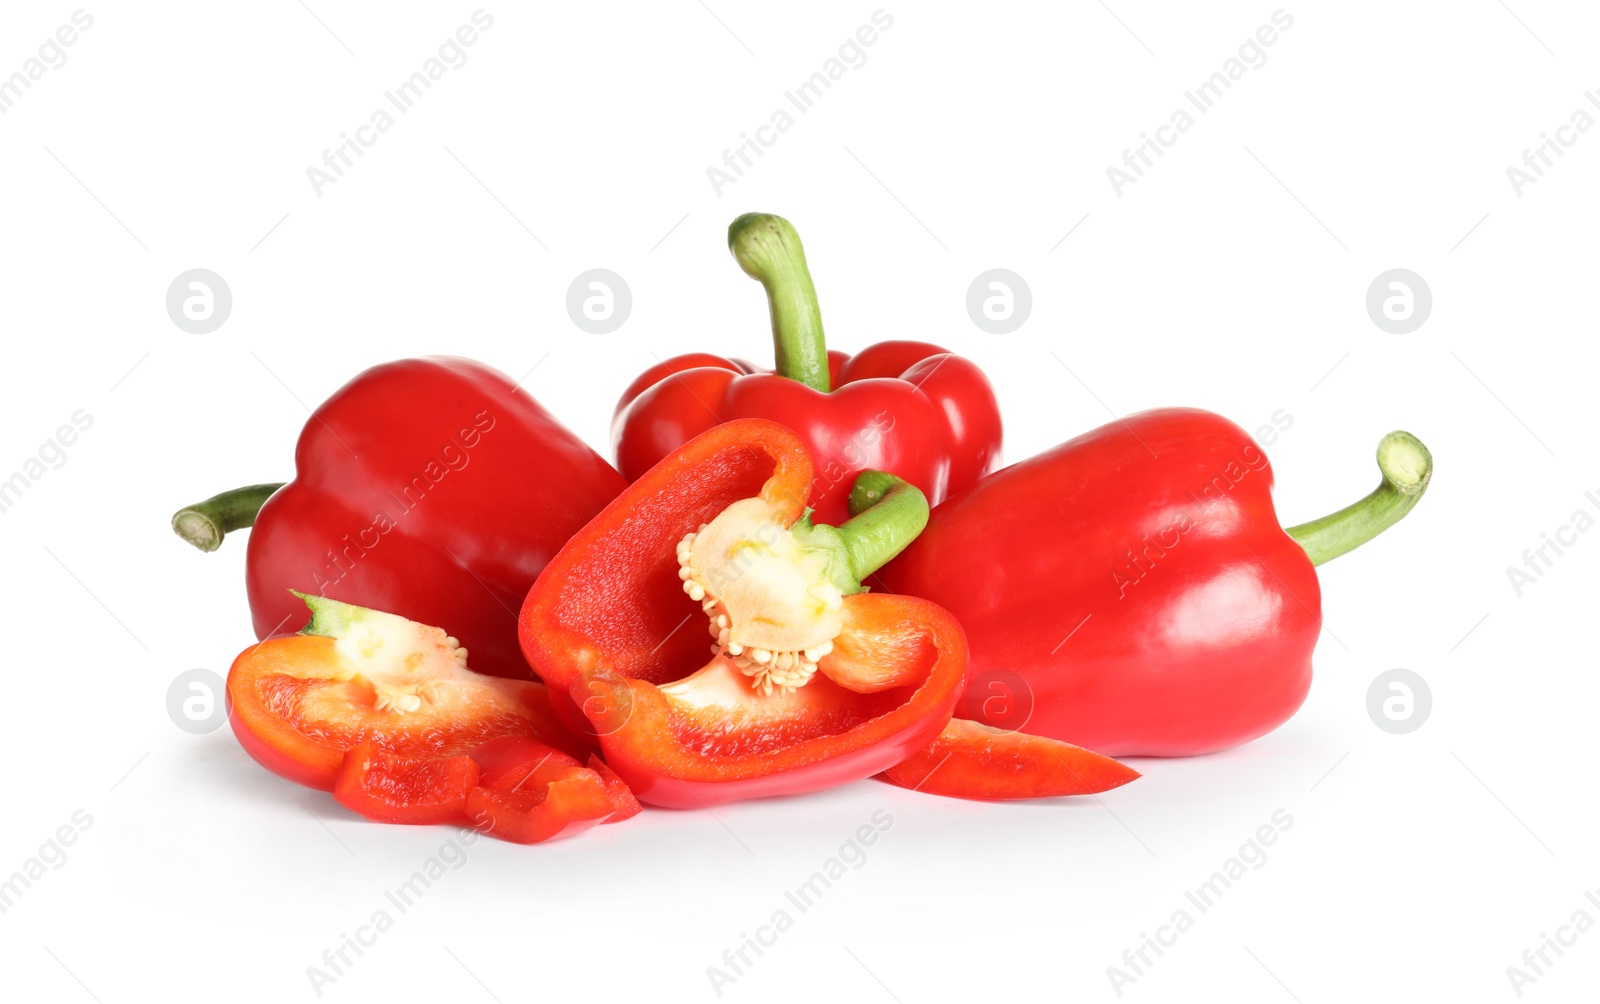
[881,719,1140,800]
[173,356,626,679]
[333,742,479,825]
[612,214,1001,526]
[226,593,592,791]
[520,418,969,807]
[464,738,626,843]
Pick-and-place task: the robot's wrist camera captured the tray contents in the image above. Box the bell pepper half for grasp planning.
[226,592,593,792]
[520,418,970,808]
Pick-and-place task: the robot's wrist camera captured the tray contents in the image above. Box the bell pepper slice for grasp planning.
[333,742,479,824]
[464,742,617,844]
[521,418,966,807]
[880,719,1140,800]
[226,593,592,792]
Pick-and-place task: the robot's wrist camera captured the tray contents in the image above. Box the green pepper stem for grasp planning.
[838,471,928,580]
[1285,431,1433,567]
[728,213,831,392]
[171,483,284,552]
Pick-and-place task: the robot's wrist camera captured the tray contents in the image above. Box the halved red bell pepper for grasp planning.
[226,592,592,792]
[520,418,969,807]
[612,214,1001,526]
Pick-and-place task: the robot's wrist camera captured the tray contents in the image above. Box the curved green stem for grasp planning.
[794,471,927,593]
[838,471,928,579]
[728,212,830,392]
[1286,431,1433,566]
[171,483,284,552]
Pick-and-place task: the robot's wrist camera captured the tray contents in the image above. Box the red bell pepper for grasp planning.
[226,593,592,793]
[874,408,1433,756]
[612,213,1002,526]
[172,356,626,679]
[520,418,974,807]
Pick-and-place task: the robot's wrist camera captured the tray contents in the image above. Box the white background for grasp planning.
[0,2,1595,1001]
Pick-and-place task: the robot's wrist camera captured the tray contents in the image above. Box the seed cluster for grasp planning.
[676,526,840,695]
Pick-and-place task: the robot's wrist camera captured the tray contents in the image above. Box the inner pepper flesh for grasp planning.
[676,498,845,695]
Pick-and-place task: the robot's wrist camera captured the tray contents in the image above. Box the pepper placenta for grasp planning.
[173,356,625,679]
[521,418,975,806]
[612,213,1002,526]
[874,408,1434,757]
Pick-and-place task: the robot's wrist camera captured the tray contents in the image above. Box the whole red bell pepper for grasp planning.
[172,356,626,679]
[874,408,1434,757]
[520,418,972,806]
[611,213,1002,526]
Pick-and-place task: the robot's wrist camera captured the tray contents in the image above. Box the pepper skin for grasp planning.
[520,418,970,807]
[173,357,626,679]
[881,719,1140,800]
[612,214,1001,526]
[873,408,1434,757]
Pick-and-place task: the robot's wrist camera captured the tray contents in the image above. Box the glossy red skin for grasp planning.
[332,743,479,825]
[522,419,967,807]
[880,719,1139,800]
[611,341,1002,526]
[245,357,626,679]
[875,408,1322,757]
